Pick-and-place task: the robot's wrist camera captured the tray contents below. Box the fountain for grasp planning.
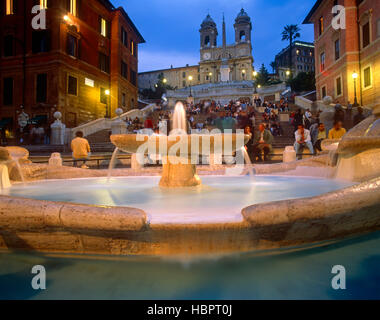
[110,102,251,187]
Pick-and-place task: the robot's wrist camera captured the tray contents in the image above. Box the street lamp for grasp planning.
[188,75,193,97]
[209,72,212,83]
[105,89,110,118]
[253,71,258,93]
[352,72,358,107]
[163,78,167,84]
[286,70,291,77]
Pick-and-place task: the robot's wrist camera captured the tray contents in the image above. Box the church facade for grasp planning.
[138,9,255,90]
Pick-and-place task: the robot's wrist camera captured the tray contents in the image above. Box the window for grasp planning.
[363,66,372,88]
[6,0,14,15]
[182,81,186,87]
[3,35,14,57]
[121,27,128,47]
[130,40,136,56]
[318,17,324,36]
[122,93,126,107]
[121,61,128,79]
[130,69,136,86]
[320,52,325,72]
[182,72,186,78]
[321,86,327,98]
[100,88,108,104]
[67,34,78,57]
[204,36,210,46]
[39,0,48,9]
[335,39,340,60]
[3,78,13,106]
[99,53,110,73]
[32,31,50,53]
[362,22,370,48]
[36,74,47,103]
[100,18,107,37]
[336,76,342,97]
[69,0,77,16]
[67,76,77,96]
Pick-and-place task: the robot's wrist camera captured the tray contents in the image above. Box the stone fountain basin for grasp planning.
[110,133,251,155]
[0,159,380,256]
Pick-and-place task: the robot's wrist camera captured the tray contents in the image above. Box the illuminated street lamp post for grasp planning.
[188,76,193,97]
[253,71,258,93]
[352,72,359,107]
[105,89,110,118]
[209,72,213,83]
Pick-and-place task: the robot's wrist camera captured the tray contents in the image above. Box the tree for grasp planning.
[281,24,301,75]
[270,61,277,74]
[287,72,316,92]
[140,73,174,100]
[256,64,270,86]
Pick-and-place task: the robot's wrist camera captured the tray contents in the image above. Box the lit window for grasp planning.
[100,18,107,37]
[40,0,48,9]
[363,66,372,88]
[320,52,325,72]
[319,17,324,36]
[6,0,14,15]
[70,0,77,16]
[130,40,135,56]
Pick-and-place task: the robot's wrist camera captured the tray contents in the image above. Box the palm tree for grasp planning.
[281,24,301,75]
[270,61,277,74]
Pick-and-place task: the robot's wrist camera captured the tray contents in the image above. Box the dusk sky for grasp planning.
[113,0,317,73]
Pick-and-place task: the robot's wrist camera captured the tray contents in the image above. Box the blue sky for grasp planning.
[112,0,317,72]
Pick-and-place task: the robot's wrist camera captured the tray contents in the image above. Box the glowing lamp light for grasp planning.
[163,78,167,83]
[258,85,261,88]
[209,72,213,76]
[253,71,258,77]
[63,15,69,22]
[286,70,291,76]
[188,76,193,81]
[352,72,358,79]
[105,89,110,95]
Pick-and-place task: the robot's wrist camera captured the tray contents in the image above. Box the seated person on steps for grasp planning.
[294,124,315,160]
[252,124,274,162]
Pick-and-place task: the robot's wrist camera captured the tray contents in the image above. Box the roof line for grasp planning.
[303,0,323,24]
[139,65,199,74]
[114,7,145,43]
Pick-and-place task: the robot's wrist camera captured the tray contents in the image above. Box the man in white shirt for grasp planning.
[294,124,315,160]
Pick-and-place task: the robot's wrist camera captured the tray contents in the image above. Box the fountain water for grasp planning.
[107,147,120,181]
[110,102,251,188]
[172,102,187,133]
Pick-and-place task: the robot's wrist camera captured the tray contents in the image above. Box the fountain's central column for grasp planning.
[159,156,201,188]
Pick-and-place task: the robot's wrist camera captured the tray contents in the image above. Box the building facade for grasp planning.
[138,9,254,91]
[274,41,315,82]
[304,0,380,107]
[0,0,144,138]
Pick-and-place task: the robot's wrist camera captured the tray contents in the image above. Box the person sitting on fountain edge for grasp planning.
[252,124,273,162]
[71,131,91,169]
[328,121,347,140]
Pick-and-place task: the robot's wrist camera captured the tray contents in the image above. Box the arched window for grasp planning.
[239,31,246,41]
[204,36,210,47]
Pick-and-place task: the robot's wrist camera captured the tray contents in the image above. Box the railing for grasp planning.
[70,104,157,139]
